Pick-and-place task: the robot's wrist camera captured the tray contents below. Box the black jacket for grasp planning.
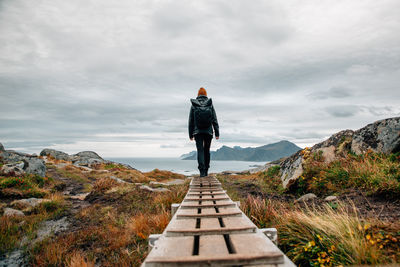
[188,95,219,138]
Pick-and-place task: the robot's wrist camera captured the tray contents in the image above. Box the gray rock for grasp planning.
[351,117,400,154]
[1,162,25,176]
[3,208,24,217]
[140,185,170,192]
[0,249,26,267]
[70,151,104,167]
[324,195,338,202]
[23,157,46,177]
[0,151,46,177]
[11,198,48,209]
[280,150,304,188]
[295,193,317,203]
[0,142,4,152]
[40,149,70,161]
[73,151,103,160]
[278,118,399,189]
[34,217,70,243]
[73,158,103,167]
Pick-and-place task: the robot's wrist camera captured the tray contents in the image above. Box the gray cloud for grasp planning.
[326,105,360,118]
[309,86,353,99]
[1,0,400,156]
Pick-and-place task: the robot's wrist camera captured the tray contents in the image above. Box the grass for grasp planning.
[292,151,400,198]
[28,183,188,266]
[0,174,53,198]
[241,195,400,266]
[0,193,66,254]
[144,169,186,181]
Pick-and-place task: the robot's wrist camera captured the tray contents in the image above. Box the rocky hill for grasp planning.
[252,117,400,188]
[181,140,301,161]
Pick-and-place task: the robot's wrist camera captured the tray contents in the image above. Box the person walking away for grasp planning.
[188,88,219,177]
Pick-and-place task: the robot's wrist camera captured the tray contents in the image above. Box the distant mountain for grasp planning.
[181,140,301,162]
[179,151,196,159]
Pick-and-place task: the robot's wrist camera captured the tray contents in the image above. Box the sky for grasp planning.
[0,0,399,157]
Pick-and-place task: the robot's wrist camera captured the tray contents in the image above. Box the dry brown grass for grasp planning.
[66,251,95,267]
[241,195,400,266]
[92,177,119,192]
[144,169,186,181]
[127,211,170,240]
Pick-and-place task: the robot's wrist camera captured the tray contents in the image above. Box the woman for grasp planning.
[188,88,220,177]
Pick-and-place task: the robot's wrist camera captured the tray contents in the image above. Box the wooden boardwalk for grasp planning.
[142,176,295,267]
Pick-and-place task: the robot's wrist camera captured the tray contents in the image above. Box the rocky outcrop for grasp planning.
[11,198,49,210]
[40,149,106,167]
[351,117,400,154]
[259,117,400,188]
[3,208,24,217]
[0,147,46,177]
[40,149,70,161]
[1,162,25,176]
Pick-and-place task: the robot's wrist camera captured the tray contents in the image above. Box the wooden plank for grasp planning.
[184,197,229,201]
[145,233,284,266]
[186,192,226,196]
[165,217,257,236]
[180,202,236,209]
[176,211,242,219]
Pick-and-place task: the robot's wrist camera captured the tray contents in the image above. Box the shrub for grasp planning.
[266,165,280,177]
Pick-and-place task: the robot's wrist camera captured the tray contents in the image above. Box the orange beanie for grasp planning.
[198,87,207,96]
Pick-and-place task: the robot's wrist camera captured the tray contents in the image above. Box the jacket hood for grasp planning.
[191,96,212,107]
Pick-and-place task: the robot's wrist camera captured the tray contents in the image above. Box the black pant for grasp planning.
[195,133,212,174]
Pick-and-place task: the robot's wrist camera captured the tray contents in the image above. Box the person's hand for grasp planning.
[190,137,193,141]
[216,136,219,140]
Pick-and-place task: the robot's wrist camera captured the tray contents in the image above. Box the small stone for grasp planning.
[3,208,25,217]
[295,193,317,203]
[11,198,48,210]
[140,185,170,192]
[324,195,338,202]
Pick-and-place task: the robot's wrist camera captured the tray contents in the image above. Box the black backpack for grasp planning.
[194,105,213,129]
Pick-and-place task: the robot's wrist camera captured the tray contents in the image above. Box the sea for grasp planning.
[105,157,266,175]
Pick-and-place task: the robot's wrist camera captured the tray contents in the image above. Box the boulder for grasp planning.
[73,158,103,168]
[351,117,400,154]
[0,151,46,177]
[1,162,25,176]
[23,157,46,177]
[324,196,338,202]
[70,151,104,167]
[277,118,399,189]
[280,150,304,188]
[11,198,48,210]
[73,151,103,160]
[40,149,70,161]
[295,193,317,203]
[3,208,24,217]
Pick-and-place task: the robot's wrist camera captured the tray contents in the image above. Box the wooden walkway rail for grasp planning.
[142,175,295,267]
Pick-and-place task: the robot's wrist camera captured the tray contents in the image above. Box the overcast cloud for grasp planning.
[1,0,399,157]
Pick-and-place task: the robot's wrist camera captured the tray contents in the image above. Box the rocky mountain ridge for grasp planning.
[182,140,301,161]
